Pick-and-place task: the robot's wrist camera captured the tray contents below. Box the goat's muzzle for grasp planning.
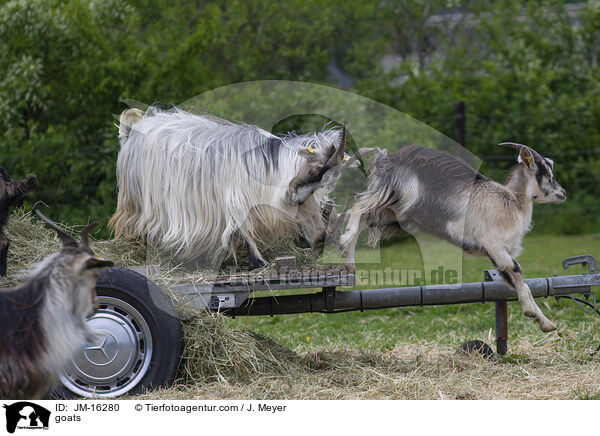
[553,188,567,204]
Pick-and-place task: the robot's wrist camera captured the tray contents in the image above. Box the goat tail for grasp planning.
[118,108,144,144]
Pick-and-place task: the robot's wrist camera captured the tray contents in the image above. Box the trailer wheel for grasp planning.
[458,340,495,359]
[53,267,183,398]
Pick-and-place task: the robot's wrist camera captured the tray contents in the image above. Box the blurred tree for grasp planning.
[1,0,598,234]
[0,0,143,228]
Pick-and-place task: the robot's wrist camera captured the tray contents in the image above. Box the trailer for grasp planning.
[53,254,600,398]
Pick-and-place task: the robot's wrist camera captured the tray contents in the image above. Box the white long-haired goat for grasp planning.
[110,107,351,268]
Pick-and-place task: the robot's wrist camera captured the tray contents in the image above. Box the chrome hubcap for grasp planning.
[60,296,153,397]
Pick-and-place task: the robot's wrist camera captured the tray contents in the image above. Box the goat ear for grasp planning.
[298,145,316,158]
[518,147,534,169]
[341,147,382,170]
[343,154,360,168]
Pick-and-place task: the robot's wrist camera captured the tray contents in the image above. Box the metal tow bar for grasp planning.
[224,255,600,355]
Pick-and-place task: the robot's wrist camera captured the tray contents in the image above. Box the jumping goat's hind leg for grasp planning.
[339,206,366,269]
[487,249,556,333]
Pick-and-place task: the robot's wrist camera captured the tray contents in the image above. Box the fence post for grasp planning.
[453,101,466,147]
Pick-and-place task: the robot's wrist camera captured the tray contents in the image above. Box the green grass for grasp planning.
[230,233,600,352]
[573,389,600,400]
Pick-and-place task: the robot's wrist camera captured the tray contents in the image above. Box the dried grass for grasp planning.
[0,209,148,286]
[134,335,600,400]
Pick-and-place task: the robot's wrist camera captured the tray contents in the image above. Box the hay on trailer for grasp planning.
[0,209,147,284]
[1,209,323,282]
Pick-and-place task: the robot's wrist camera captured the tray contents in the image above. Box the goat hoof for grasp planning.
[538,318,557,333]
[250,260,267,270]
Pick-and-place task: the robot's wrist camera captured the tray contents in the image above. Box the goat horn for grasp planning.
[498,142,527,149]
[36,210,78,248]
[498,142,542,159]
[80,221,99,249]
[326,125,346,167]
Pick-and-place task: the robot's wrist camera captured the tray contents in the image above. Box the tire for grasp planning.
[52,266,183,398]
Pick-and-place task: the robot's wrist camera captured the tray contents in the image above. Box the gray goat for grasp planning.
[0,211,114,399]
[339,143,566,332]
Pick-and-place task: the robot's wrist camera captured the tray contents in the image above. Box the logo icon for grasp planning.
[3,402,50,433]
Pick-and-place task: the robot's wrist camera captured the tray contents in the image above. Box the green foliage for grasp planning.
[0,0,141,229]
[0,0,598,234]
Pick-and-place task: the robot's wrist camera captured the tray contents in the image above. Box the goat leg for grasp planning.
[308,204,335,256]
[0,233,8,277]
[247,241,267,269]
[7,174,37,200]
[488,250,556,332]
[339,205,367,269]
[311,228,327,256]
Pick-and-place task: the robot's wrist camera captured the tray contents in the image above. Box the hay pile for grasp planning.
[2,208,322,281]
[0,209,149,286]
